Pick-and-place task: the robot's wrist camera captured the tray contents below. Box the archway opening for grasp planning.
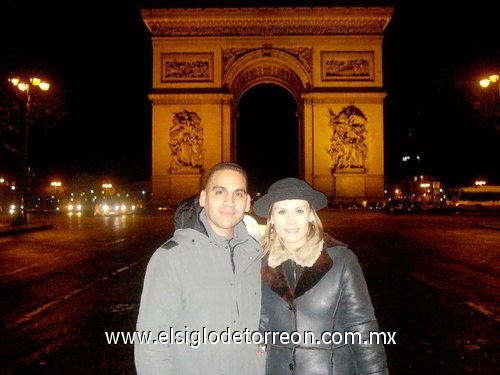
[236,83,299,196]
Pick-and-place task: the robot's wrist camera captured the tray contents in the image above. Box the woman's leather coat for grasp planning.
[260,236,389,375]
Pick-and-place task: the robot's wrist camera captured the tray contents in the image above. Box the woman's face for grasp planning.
[270,199,312,251]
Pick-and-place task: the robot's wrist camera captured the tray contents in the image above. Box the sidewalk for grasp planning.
[0,214,54,237]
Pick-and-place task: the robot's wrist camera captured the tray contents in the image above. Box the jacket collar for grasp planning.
[261,234,343,303]
[261,245,331,303]
[267,239,323,268]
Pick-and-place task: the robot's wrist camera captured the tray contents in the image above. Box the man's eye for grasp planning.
[277,209,286,215]
[235,192,245,198]
[296,209,304,214]
[214,190,224,195]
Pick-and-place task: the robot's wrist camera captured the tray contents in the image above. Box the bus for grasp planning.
[455,185,500,209]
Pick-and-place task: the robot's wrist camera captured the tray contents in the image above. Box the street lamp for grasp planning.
[51,181,62,197]
[479,74,499,98]
[8,76,50,225]
[102,183,113,198]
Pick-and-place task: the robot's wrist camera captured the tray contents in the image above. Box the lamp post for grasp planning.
[51,181,62,197]
[102,183,113,198]
[8,77,50,225]
[479,74,499,100]
[478,74,500,132]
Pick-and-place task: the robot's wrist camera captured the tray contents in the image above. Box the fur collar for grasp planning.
[261,234,344,303]
[268,239,323,268]
[262,249,332,303]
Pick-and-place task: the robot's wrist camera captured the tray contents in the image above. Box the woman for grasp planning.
[253,177,389,375]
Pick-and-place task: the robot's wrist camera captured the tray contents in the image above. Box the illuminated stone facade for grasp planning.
[141,7,393,206]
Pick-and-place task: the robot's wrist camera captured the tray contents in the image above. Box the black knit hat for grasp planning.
[253,177,328,217]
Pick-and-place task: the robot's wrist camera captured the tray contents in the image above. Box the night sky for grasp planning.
[0,1,498,187]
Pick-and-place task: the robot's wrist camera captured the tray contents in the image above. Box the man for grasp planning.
[135,162,264,374]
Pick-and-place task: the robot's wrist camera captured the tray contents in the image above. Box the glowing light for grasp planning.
[479,74,499,88]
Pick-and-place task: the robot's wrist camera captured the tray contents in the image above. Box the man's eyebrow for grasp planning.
[209,185,247,194]
[210,185,227,191]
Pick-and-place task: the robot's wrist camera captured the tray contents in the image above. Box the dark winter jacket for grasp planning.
[260,235,389,375]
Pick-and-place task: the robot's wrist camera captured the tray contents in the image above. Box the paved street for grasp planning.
[0,210,499,374]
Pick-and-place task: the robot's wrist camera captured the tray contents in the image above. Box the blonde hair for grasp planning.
[258,201,324,259]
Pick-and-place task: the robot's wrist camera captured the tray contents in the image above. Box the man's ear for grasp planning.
[244,194,251,213]
[199,190,206,207]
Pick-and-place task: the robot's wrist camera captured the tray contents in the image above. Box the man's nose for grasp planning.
[224,194,235,206]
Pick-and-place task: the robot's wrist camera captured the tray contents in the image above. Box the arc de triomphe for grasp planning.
[141,6,393,206]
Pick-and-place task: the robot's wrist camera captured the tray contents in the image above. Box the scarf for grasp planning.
[267,239,324,268]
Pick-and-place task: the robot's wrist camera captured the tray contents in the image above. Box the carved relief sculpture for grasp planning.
[169,110,205,172]
[223,48,251,74]
[283,47,312,75]
[326,105,368,172]
[321,52,374,81]
[161,53,213,82]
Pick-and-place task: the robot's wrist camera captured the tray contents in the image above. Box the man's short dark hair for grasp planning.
[205,162,248,188]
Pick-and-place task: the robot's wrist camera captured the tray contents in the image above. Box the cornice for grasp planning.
[149,93,233,105]
[302,91,387,103]
[141,7,393,37]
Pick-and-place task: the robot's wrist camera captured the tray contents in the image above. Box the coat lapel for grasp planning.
[261,246,333,303]
[261,258,294,303]
[294,249,333,298]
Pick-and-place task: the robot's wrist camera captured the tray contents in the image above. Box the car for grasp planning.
[383,198,420,213]
[94,199,136,216]
[60,198,95,215]
[7,203,17,215]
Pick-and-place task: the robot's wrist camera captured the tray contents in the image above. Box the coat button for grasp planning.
[289,363,294,370]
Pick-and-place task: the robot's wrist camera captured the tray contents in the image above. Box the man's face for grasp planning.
[199,169,251,237]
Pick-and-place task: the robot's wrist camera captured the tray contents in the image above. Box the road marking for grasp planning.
[112,261,138,275]
[109,303,136,312]
[465,301,500,323]
[105,238,127,246]
[408,272,442,289]
[0,264,39,277]
[5,262,138,329]
[409,272,500,323]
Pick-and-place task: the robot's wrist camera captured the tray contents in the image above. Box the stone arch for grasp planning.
[141,6,394,206]
[223,48,312,103]
[223,48,310,176]
[236,83,301,193]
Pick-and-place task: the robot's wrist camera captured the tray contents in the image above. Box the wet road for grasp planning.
[0,209,498,374]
